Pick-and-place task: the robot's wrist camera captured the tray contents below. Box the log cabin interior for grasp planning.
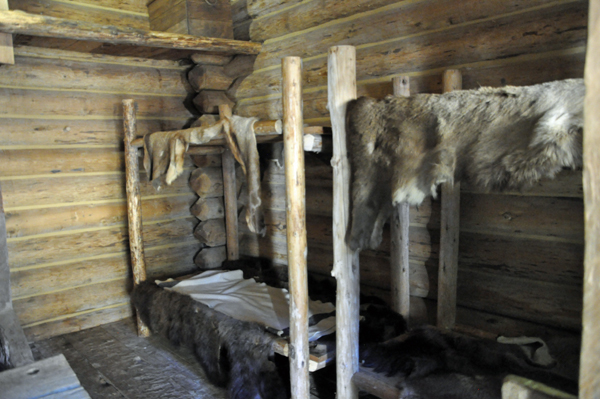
[0,0,598,398]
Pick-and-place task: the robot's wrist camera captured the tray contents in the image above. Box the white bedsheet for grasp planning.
[158,270,336,341]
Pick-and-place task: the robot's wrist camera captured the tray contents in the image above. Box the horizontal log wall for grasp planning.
[235,0,587,336]
[1,44,198,342]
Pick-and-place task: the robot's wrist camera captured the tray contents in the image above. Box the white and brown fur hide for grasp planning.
[347,79,584,250]
[131,281,286,399]
[223,115,266,236]
[143,119,227,190]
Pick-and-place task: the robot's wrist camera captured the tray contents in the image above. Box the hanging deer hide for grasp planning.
[346,79,584,251]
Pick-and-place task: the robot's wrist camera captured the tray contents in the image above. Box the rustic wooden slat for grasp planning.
[14,278,131,326]
[0,354,89,399]
[10,242,199,299]
[9,0,150,30]
[580,0,600,395]
[5,194,196,238]
[352,368,401,399]
[24,304,132,342]
[0,118,184,147]
[2,170,195,209]
[237,2,587,100]
[62,0,149,14]
[7,218,197,269]
[0,88,193,119]
[250,0,405,42]
[247,0,301,18]
[0,10,262,56]
[236,48,586,122]
[0,55,189,96]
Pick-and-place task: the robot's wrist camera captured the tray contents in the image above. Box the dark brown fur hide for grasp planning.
[131,282,287,399]
[361,326,577,399]
[347,79,584,250]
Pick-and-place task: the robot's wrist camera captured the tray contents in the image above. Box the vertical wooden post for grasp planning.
[0,0,14,65]
[328,45,360,399]
[436,70,462,330]
[123,99,150,337]
[219,104,239,261]
[282,56,310,399]
[580,1,600,397]
[390,76,411,320]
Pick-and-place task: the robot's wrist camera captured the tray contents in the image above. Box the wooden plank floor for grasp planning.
[30,317,228,399]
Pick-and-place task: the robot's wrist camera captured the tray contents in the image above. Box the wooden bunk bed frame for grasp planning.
[0,6,594,399]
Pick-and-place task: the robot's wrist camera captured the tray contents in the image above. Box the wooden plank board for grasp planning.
[252,0,562,69]
[0,54,189,96]
[0,354,90,399]
[0,88,193,119]
[61,326,215,399]
[2,170,195,209]
[10,241,199,299]
[5,194,196,238]
[503,374,577,399]
[7,217,197,268]
[237,2,587,100]
[236,48,586,122]
[0,10,262,56]
[24,304,132,342]
[9,0,150,30]
[0,118,185,147]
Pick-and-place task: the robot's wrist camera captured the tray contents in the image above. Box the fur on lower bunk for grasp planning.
[346,79,584,250]
[131,281,287,399]
[360,326,578,399]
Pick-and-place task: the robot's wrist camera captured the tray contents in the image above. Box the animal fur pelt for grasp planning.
[143,118,228,190]
[361,326,578,399]
[347,79,584,250]
[0,325,11,372]
[131,281,287,399]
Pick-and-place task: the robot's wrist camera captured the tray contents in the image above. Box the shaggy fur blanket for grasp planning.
[131,281,287,399]
[346,79,584,250]
[361,326,577,399]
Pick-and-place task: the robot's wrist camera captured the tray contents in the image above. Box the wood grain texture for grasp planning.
[282,56,310,399]
[580,0,600,396]
[222,150,239,259]
[9,0,150,30]
[390,76,411,319]
[237,2,587,101]
[328,45,359,399]
[0,0,13,64]
[0,10,261,55]
[437,70,462,330]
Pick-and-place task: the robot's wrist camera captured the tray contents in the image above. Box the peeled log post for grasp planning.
[328,45,360,399]
[282,56,310,399]
[437,69,462,331]
[580,1,600,397]
[391,76,411,321]
[123,99,150,337]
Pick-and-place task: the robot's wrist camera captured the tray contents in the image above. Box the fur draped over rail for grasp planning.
[131,281,287,399]
[346,79,584,250]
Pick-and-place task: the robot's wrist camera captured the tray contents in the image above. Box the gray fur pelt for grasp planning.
[346,79,584,250]
[131,281,287,399]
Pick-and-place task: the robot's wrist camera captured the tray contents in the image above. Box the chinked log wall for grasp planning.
[0,0,251,342]
[235,0,588,336]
